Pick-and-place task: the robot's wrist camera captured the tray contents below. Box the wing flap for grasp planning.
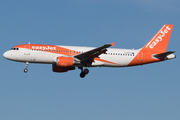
[74,42,115,59]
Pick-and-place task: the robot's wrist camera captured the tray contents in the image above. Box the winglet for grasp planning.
[111,42,116,47]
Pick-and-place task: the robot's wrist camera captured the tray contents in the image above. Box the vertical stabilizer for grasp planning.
[128,24,174,66]
[143,24,173,53]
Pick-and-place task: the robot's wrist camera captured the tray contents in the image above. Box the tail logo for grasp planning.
[148,26,171,49]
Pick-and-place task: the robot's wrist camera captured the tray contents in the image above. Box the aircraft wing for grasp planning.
[74,42,115,62]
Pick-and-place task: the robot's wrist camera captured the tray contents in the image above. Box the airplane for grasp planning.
[3,24,176,78]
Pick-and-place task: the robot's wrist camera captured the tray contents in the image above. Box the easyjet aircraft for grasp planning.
[3,24,176,78]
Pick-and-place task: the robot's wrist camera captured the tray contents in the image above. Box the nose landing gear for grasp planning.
[79,67,89,78]
[24,62,29,73]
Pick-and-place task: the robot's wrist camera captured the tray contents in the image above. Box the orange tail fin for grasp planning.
[143,24,173,53]
[128,25,174,66]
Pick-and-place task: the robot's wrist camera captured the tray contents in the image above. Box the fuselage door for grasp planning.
[24,45,30,55]
[137,51,143,61]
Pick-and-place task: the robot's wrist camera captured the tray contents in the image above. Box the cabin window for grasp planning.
[11,48,19,50]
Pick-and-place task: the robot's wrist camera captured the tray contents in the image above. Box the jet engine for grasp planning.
[52,63,75,73]
[56,57,74,67]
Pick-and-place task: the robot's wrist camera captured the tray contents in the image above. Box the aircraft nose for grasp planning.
[3,51,10,59]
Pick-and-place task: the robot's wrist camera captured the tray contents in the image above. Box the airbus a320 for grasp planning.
[3,24,176,78]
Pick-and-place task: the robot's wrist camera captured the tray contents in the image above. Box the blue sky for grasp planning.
[0,0,180,120]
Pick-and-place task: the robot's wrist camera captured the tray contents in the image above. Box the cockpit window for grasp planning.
[10,48,19,50]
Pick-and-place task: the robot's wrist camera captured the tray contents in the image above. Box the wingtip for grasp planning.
[111,42,116,47]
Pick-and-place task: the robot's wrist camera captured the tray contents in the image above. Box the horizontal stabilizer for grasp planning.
[153,51,175,58]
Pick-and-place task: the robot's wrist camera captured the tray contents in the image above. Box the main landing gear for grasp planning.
[24,62,29,73]
[79,67,89,78]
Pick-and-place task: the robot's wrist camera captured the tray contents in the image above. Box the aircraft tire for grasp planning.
[80,72,85,78]
[24,69,28,73]
[84,69,89,74]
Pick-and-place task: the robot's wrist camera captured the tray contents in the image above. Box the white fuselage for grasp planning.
[3,45,140,67]
[3,25,176,78]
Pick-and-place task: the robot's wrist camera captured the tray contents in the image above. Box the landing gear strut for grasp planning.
[24,62,29,73]
[79,67,89,78]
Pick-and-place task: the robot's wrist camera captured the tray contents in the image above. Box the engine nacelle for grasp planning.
[56,57,74,67]
[52,64,75,73]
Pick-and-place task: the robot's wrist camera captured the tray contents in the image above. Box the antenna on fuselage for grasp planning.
[28,42,30,44]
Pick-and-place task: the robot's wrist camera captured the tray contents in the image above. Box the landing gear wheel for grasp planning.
[24,69,28,73]
[24,62,29,73]
[78,67,90,78]
[80,72,86,78]
[84,69,89,74]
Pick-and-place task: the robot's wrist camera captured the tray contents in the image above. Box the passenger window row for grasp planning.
[107,53,134,56]
[22,48,135,56]
[31,49,83,53]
